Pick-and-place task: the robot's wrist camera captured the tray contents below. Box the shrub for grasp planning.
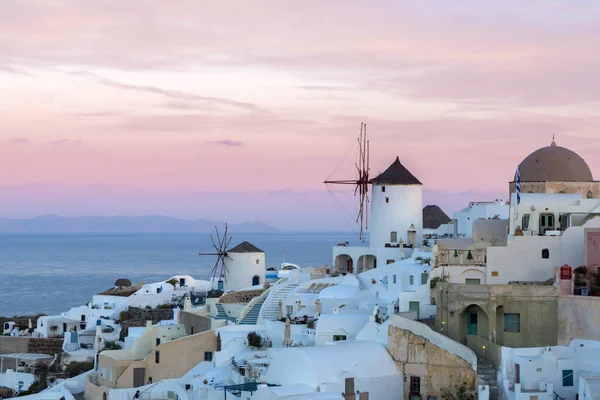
[65,361,94,378]
[247,331,262,348]
[102,341,122,351]
[441,382,476,400]
[156,303,177,309]
[119,311,131,323]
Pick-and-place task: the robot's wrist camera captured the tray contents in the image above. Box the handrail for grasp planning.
[554,392,565,400]
[237,286,273,323]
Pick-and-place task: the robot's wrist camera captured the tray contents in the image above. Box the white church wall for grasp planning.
[370,183,423,249]
[486,236,562,284]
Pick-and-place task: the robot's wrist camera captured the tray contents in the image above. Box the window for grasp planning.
[421,272,428,285]
[109,369,113,382]
[155,351,160,364]
[522,214,530,230]
[333,335,347,341]
[387,260,394,265]
[382,186,386,192]
[410,376,421,394]
[390,231,398,243]
[393,275,397,284]
[491,271,499,277]
[542,248,550,259]
[156,338,161,346]
[410,275,414,285]
[204,351,213,362]
[465,278,481,285]
[562,369,574,387]
[286,305,293,315]
[256,259,259,264]
[100,368,106,379]
[504,313,520,333]
[560,214,570,230]
[385,197,389,203]
[81,315,86,322]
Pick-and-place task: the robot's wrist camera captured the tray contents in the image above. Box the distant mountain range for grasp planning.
[0,215,280,233]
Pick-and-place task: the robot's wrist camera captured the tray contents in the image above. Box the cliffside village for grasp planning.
[1,139,600,400]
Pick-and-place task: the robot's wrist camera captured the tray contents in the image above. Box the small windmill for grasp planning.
[199,223,233,293]
[324,122,371,241]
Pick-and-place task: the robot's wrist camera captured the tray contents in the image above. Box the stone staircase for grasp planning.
[215,303,228,319]
[238,301,264,325]
[259,282,300,321]
[478,358,499,400]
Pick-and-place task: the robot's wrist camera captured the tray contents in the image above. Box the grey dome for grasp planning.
[516,141,593,182]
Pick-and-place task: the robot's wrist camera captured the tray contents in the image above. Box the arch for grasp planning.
[458,304,489,344]
[334,254,353,275]
[357,254,377,273]
[102,393,107,400]
[252,275,260,286]
[587,190,593,199]
[459,269,485,284]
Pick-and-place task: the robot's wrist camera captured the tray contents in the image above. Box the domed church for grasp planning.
[509,138,598,199]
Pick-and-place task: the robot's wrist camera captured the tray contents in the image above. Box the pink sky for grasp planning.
[1,1,600,230]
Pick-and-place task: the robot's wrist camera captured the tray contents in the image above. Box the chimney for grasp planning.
[173,307,181,324]
[146,320,152,328]
[344,377,355,400]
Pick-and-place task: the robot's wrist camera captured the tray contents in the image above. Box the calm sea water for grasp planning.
[0,232,361,317]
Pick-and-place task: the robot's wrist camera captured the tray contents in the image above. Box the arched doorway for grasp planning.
[252,275,260,286]
[357,255,377,274]
[334,254,353,274]
[459,304,489,344]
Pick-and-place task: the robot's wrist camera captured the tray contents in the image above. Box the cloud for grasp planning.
[10,138,30,145]
[51,139,82,146]
[70,70,259,111]
[207,139,245,147]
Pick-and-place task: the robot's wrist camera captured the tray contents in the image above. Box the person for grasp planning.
[133,390,140,399]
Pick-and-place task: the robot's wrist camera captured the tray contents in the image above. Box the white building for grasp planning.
[260,341,403,399]
[454,200,509,238]
[499,339,600,400]
[332,157,423,274]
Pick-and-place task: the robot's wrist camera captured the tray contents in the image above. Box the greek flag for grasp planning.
[516,165,521,205]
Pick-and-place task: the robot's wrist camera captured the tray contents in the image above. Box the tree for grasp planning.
[441,382,476,400]
[165,278,179,288]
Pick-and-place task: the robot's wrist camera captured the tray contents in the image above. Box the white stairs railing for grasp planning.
[258,282,300,321]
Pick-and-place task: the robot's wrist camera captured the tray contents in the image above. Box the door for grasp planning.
[252,275,260,286]
[466,312,478,335]
[409,302,420,319]
[515,364,520,384]
[539,214,555,235]
[133,368,145,388]
[179,278,186,287]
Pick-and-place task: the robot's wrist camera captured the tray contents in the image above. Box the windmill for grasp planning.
[199,223,233,294]
[324,122,371,242]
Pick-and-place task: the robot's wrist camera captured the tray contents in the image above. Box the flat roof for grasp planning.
[0,353,53,361]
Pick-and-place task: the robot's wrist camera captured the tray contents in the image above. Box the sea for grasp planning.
[0,232,361,317]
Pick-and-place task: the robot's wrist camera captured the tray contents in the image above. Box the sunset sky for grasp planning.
[1,1,600,230]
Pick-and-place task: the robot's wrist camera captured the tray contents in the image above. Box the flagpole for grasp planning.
[514,164,521,233]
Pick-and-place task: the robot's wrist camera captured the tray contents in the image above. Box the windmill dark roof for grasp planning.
[422,205,452,229]
[370,157,422,185]
[227,241,264,253]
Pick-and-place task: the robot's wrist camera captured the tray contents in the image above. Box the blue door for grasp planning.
[467,312,478,335]
[252,275,260,286]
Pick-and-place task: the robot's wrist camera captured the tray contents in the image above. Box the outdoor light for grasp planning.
[442,321,445,325]
[482,345,486,350]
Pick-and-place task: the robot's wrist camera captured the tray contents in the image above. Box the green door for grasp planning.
[467,312,478,335]
[409,301,420,319]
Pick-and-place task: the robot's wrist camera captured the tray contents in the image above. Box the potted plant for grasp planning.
[591,272,600,296]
